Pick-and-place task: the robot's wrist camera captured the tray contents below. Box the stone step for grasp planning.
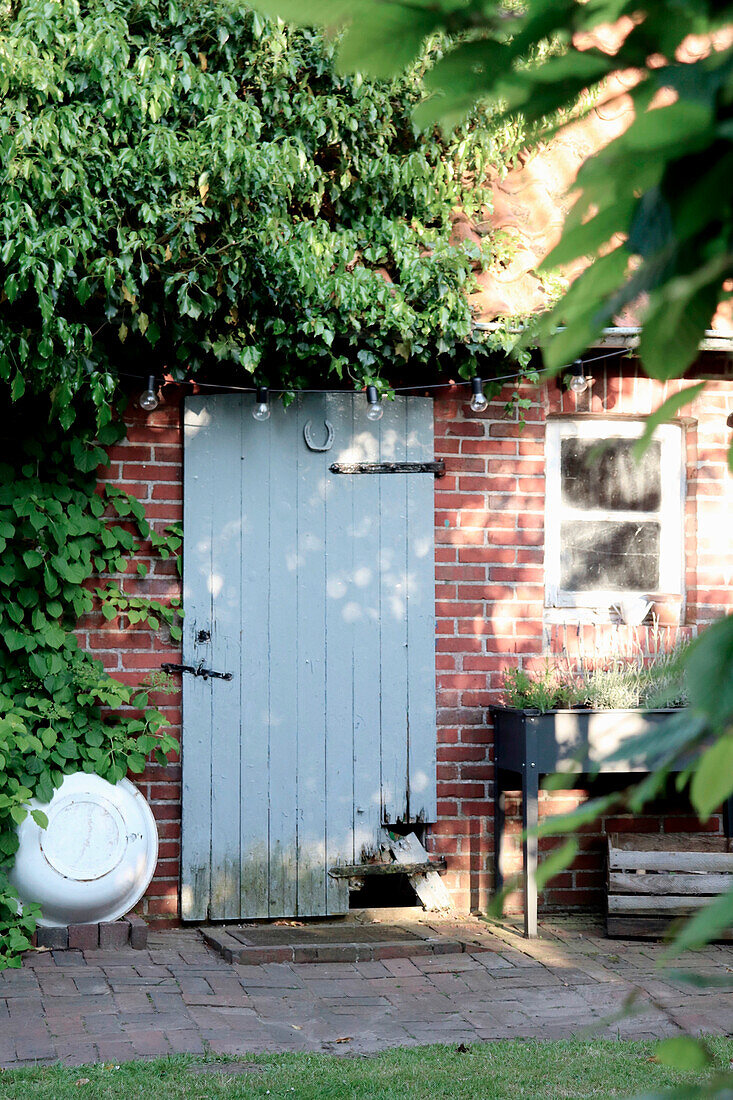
[200,920,489,965]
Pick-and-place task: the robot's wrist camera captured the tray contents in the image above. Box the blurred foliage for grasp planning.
[251,0,733,399]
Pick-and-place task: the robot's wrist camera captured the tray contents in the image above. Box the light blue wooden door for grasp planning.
[181,393,436,920]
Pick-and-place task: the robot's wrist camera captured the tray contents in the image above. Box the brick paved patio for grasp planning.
[2,919,731,1066]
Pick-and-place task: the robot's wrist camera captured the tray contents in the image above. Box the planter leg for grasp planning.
[494,771,504,896]
[725,796,733,849]
[522,760,539,938]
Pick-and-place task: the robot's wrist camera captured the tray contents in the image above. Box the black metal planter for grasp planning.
[490,705,686,938]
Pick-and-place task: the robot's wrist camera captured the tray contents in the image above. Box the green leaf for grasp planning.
[4,630,27,654]
[666,888,733,956]
[632,384,707,460]
[654,1036,711,1071]
[22,547,43,567]
[637,281,721,381]
[40,727,57,749]
[540,250,629,371]
[416,40,508,130]
[536,794,619,838]
[690,736,733,821]
[30,809,49,829]
[126,752,146,773]
[685,615,733,728]
[534,838,578,892]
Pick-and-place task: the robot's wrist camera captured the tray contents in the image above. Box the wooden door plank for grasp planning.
[207,397,244,919]
[296,396,329,915]
[265,398,302,917]
[378,398,409,825]
[405,398,437,822]
[239,397,274,918]
[323,392,355,913]
[349,397,384,865]
[181,396,218,920]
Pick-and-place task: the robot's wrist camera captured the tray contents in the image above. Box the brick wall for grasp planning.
[431,363,733,913]
[80,400,184,924]
[88,363,733,923]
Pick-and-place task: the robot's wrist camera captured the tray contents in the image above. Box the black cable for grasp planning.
[117,347,628,397]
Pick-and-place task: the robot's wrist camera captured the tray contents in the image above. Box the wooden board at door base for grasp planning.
[181,394,438,921]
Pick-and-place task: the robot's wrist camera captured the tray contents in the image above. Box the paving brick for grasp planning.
[233,946,296,965]
[68,924,99,951]
[99,921,130,950]
[126,1029,172,1056]
[5,923,733,1067]
[52,949,87,967]
[95,1039,138,1061]
[293,944,373,964]
[36,927,69,950]
[0,1040,16,1063]
[127,916,149,950]
[372,942,433,961]
[13,1035,56,1061]
[166,1029,207,1053]
[54,1040,99,1065]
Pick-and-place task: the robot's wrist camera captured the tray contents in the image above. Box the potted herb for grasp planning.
[493,642,687,771]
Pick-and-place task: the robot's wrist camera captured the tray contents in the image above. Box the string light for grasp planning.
[121,348,627,401]
[568,360,590,395]
[365,385,384,421]
[252,386,271,422]
[469,377,488,412]
[139,375,159,411]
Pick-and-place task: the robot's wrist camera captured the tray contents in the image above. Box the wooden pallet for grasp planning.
[607,833,733,940]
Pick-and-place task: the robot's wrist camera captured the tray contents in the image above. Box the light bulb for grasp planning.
[252,386,271,422]
[139,375,159,412]
[569,361,589,395]
[469,377,488,413]
[366,385,383,421]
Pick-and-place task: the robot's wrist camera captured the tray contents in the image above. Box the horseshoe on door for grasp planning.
[303,419,334,452]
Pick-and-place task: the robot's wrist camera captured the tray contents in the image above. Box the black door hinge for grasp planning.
[329,460,445,477]
[160,661,233,682]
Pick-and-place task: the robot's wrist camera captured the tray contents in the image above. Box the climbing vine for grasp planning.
[0,405,181,967]
[0,0,528,424]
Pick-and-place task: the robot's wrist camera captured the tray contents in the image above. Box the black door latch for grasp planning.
[160,661,233,682]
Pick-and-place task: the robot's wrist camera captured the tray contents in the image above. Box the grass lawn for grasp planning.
[1,1040,732,1099]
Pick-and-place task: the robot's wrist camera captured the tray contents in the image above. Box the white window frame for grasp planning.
[545,418,685,609]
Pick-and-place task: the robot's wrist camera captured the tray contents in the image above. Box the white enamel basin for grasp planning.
[9,773,158,927]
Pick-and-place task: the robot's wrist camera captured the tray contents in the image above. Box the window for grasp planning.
[545,419,684,608]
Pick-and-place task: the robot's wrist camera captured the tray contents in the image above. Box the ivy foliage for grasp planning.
[0,0,524,422]
[0,404,181,968]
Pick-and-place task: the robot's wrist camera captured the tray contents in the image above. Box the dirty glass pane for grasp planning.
[561,439,661,511]
[560,521,660,591]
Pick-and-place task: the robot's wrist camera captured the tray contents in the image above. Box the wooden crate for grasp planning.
[606,833,733,940]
